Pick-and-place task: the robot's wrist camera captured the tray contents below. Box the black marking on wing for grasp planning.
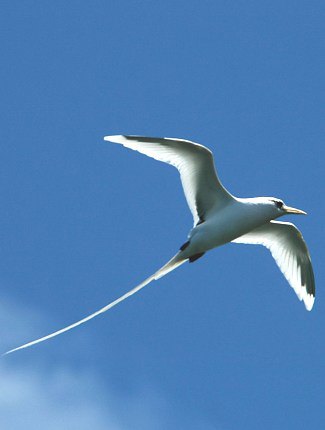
[180,240,190,251]
[196,217,205,226]
[189,252,205,263]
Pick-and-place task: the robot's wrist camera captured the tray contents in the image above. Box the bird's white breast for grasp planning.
[188,199,276,254]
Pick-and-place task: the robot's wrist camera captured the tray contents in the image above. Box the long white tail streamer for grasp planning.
[4,253,186,355]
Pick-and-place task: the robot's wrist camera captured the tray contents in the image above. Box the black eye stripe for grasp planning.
[271,199,284,208]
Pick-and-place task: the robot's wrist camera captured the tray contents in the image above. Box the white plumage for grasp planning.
[233,221,314,310]
[5,135,315,355]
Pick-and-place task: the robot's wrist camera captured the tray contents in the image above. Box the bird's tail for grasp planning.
[4,252,187,355]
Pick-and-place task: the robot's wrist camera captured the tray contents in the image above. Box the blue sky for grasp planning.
[1,1,324,428]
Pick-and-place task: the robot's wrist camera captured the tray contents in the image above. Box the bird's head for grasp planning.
[267,198,307,217]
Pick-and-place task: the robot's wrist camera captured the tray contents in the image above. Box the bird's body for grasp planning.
[5,135,315,355]
[185,198,280,256]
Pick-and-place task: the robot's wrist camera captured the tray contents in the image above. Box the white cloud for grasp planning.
[0,297,223,430]
[0,364,113,429]
[0,361,169,430]
[0,297,168,430]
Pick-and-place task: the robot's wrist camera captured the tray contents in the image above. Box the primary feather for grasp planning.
[105,135,234,225]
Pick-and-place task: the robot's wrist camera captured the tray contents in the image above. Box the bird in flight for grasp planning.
[5,136,315,355]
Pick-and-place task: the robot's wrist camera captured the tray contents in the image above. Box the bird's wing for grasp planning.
[104,135,234,225]
[4,253,187,355]
[232,221,315,310]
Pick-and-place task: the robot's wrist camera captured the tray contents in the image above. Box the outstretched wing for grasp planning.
[232,221,315,310]
[104,135,234,225]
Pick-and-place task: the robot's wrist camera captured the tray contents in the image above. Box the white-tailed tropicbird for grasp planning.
[5,136,315,355]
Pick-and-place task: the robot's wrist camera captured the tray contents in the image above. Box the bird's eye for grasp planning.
[275,200,284,209]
